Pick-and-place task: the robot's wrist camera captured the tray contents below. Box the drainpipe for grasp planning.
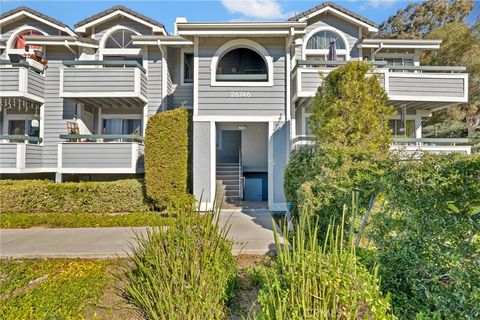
[64,40,76,56]
[372,42,383,61]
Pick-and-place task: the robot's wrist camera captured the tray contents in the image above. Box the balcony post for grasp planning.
[16,143,26,169]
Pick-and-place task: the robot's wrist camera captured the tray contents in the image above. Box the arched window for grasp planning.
[12,29,43,50]
[306,30,346,50]
[104,29,137,49]
[216,48,268,82]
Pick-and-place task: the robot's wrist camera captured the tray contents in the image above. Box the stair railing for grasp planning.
[238,146,244,200]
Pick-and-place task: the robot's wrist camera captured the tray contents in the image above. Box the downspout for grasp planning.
[372,42,383,61]
[64,40,76,56]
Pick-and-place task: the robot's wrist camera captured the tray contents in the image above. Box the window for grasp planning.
[306,30,346,50]
[12,29,43,50]
[216,48,268,82]
[183,52,193,84]
[375,58,414,66]
[104,29,137,49]
[305,114,313,136]
[8,119,39,142]
[389,119,415,138]
[103,119,142,135]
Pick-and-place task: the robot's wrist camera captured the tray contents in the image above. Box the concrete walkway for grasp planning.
[0,207,282,259]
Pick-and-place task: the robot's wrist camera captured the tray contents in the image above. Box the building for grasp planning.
[0,3,470,210]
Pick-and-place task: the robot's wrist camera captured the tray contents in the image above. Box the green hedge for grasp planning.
[144,108,192,209]
[0,179,151,213]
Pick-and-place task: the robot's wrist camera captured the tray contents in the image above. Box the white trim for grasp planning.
[180,47,194,86]
[267,121,274,210]
[16,143,26,168]
[0,167,56,174]
[210,121,216,207]
[210,39,273,87]
[57,168,142,174]
[25,39,98,48]
[75,10,167,34]
[131,142,138,171]
[178,30,292,36]
[101,48,143,56]
[193,36,199,116]
[59,92,148,102]
[297,6,378,33]
[302,26,350,61]
[98,25,142,60]
[101,113,142,119]
[285,37,291,121]
[57,143,62,169]
[0,10,76,36]
[160,43,168,111]
[5,25,47,53]
[194,115,281,122]
[97,106,103,134]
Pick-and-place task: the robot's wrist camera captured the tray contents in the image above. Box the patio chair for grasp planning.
[66,121,80,142]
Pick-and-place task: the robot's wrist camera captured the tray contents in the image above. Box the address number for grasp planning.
[230,91,251,98]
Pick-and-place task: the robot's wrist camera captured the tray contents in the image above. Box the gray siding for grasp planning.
[62,67,140,94]
[197,37,286,116]
[25,144,43,168]
[146,48,163,116]
[301,12,360,60]
[193,121,213,204]
[0,68,20,91]
[61,143,136,168]
[92,17,152,41]
[301,71,323,92]
[388,76,465,98]
[27,70,45,98]
[43,48,77,168]
[167,47,193,108]
[0,144,17,168]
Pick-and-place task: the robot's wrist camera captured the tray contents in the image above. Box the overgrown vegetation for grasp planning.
[0,259,115,319]
[0,179,150,213]
[144,108,193,210]
[364,154,480,319]
[122,210,237,319]
[0,212,174,228]
[254,210,396,320]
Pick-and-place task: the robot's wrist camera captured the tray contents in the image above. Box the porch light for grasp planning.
[237,125,247,130]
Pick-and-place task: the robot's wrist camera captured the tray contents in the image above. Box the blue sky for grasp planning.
[1,0,478,33]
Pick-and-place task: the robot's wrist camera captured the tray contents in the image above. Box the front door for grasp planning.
[217,130,241,163]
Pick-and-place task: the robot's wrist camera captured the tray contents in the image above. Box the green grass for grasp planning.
[0,212,175,229]
[0,259,117,320]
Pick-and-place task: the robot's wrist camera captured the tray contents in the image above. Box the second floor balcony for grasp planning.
[0,61,45,105]
[292,61,468,106]
[59,60,148,108]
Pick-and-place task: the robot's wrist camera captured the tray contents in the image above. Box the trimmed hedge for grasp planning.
[145,108,192,209]
[0,179,151,213]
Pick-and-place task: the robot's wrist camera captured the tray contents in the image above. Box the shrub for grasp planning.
[255,211,396,320]
[0,179,150,213]
[366,153,480,319]
[144,108,192,209]
[122,211,237,319]
[283,145,319,207]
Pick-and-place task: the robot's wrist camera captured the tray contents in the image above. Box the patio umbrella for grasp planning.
[328,39,337,61]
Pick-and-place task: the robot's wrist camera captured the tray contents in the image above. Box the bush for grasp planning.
[255,211,396,319]
[367,153,480,319]
[0,179,151,213]
[122,211,237,319]
[145,108,192,209]
[283,145,319,207]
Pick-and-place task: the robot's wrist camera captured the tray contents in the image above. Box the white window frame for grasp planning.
[302,26,350,61]
[6,25,47,55]
[210,39,274,87]
[181,47,194,86]
[4,113,34,135]
[98,25,142,60]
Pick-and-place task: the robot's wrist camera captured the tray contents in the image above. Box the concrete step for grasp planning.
[216,175,240,181]
[216,184,240,191]
[217,162,239,166]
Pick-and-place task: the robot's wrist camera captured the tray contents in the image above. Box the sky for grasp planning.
[1,0,479,33]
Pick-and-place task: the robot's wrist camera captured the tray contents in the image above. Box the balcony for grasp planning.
[291,135,471,155]
[0,136,43,173]
[58,135,144,174]
[292,61,468,109]
[0,62,45,106]
[60,61,147,108]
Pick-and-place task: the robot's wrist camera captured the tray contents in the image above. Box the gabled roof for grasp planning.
[288,2,377,32]
[0,6,76,36]
[74,5,166,35]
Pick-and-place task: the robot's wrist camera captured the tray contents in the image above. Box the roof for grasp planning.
[74,5,165,30]
[358,38,442,50]
[288,1,376,28]
[24,35,99,47]
[0,6,76,35]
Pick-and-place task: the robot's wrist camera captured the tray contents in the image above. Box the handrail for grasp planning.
[238,146,244,201]
[59,134,144,142]
[62,60,146,73]
[0,135,42,143]
[387,65,466,73]
[297,60,387,67]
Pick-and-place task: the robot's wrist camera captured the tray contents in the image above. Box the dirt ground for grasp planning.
[228,255,268,320]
